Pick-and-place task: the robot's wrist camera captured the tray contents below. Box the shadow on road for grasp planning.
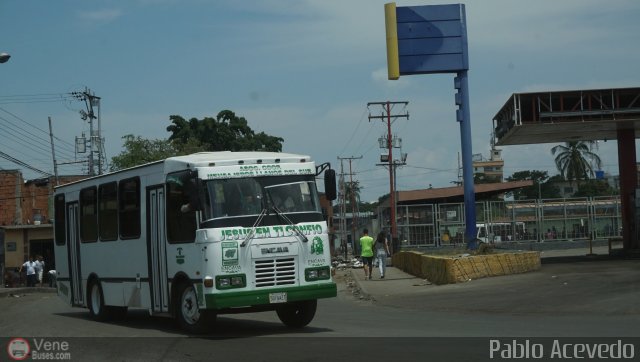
[54,309,333,337]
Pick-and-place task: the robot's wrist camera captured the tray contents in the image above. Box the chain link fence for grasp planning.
[378,196,622,248]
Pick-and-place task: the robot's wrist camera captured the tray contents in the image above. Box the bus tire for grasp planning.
[175,282,214,334]
[276,299,317,328]
[87,280,110,322]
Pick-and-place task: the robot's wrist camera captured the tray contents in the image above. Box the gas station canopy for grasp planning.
[493,87,640,146]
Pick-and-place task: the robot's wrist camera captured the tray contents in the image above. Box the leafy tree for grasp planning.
[551,141,602,183]
[506,170,561,199]
[474,173,501,184]
[358,201,378,213]
[333,200,378,214]
[378,193,390,205]
[166,110,283,152]
[110,110,284,170]
[110,135,178,171]
[573,179,617,197]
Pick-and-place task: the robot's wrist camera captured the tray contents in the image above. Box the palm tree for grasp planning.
[551,141,602,183]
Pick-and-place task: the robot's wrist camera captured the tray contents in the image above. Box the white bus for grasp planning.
[53,152,337,333]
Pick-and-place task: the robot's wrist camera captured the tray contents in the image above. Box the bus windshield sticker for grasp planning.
[310,237,324,255]
[222,242,239,266]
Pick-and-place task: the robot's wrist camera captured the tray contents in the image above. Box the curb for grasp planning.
[346,269,374,302]
[0,287,57,298]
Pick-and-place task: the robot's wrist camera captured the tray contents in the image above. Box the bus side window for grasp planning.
[54,194,66,246]
[99,181,118,241]
[80,187,98,243]
[166,171,197,243]
[119,177,141,239]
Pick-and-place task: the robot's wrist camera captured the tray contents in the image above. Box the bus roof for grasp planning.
[164,151,312,173]
[54,151,314,190]
[165,151,311,167]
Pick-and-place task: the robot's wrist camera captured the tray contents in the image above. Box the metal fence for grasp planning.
[380,196,622,248]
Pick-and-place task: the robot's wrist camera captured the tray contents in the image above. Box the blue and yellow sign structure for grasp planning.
[385,3,477,248]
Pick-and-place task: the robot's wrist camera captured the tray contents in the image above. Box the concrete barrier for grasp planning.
[392,250,541,285]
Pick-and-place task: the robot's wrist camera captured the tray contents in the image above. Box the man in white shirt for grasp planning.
[19,256,37,287]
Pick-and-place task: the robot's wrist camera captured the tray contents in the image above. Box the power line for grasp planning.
[337,108,368,158]
[0,116,74,158]
[0,150,52,177]
[0,106,76,150]
[0,93,76,105]
[0,102,88,179]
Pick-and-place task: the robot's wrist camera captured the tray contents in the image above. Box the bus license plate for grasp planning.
[269,292,287,304]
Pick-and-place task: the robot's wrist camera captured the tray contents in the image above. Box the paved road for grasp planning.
[0,254,638,361]
[355,261,639,317]
[2,256,639,337]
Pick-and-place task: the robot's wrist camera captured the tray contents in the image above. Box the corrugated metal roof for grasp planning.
[379,180,534,207]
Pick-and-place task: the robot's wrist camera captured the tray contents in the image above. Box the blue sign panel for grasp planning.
[384,3,476,248]
[394,4,468,75]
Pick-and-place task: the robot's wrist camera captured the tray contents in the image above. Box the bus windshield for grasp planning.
[202,176,321,221]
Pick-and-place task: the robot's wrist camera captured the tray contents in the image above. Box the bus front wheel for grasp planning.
[276,299,317,328]
[175,282,215,334]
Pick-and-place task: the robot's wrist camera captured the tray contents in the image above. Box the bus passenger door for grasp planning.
[147,186,169,313]
[67,203,83,306]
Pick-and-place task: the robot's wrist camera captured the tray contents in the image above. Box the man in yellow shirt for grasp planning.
[359,229,374,280]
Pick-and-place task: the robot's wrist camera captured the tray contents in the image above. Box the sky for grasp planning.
[1,0,639,202]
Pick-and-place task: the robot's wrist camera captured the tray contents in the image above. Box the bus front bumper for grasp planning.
[204,282,337,310]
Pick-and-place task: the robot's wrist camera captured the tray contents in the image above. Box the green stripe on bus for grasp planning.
[204,283,337,309]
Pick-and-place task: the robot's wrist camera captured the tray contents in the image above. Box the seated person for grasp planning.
[243,195,261,214]
[283,197,295,212]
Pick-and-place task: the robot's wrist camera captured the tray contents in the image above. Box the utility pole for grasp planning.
[368,101,408,253]
[71,88,104,176]
[48,117,59,186]
[348,156,362,250]
[338,155,362,258]
[338,158,347,259]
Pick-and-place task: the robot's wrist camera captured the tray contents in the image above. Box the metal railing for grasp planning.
[378,196,622,247]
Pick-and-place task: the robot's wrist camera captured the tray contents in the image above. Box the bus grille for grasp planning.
[254,257,297,288]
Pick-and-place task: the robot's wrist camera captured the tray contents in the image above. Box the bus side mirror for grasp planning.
[324,169,337,201]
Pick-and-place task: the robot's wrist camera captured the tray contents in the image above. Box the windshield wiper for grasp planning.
[270,204,308,243]
[264,188,309,243]
[240,207,268,247]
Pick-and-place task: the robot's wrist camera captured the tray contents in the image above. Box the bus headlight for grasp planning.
[318,268,330,279]
[218,278,230,288]
[305,267,331,282]
[231,276,244,286]
[216,274,246,290]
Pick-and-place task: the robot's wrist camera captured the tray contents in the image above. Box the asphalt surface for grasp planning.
[342,245,640,323]
[0,245,638,362]
[3,246,638,320]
